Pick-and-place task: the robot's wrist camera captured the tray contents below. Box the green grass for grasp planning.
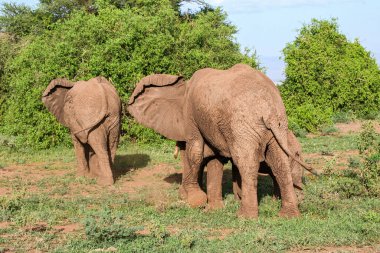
[0,136,379,252]
[0,140,177,168]
[299,134,358,153]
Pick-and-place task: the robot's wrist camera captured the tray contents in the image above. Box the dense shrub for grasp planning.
[287,103,333,133]
[281,18,380,132]
[321,121,380,198]
[355,122,380,196]
[0,0,260,148]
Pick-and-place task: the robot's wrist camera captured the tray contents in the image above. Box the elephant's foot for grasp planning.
[205,200,224,211]
[97,176,114,186]
[76,168,90,177]
[77,171,87,177]
[237,206,258,219]
[178,185,187,200]
[278,206,300,218]
[186,188,207,208]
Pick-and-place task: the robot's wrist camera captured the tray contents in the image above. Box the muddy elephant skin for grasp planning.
[175,130,305,210]
[231,130,305,203]
[128,64,302,218]
[42,76,121,186]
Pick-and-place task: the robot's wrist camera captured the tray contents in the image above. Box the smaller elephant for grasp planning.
[42,76,121,185]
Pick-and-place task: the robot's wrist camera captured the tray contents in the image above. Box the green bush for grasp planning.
[0,34,18,111]
[0,0,260,148]
[287,103,333,133]
[281,18,380,131]
[321,121,380,198]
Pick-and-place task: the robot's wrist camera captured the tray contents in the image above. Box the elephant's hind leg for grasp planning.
[72,135,90,177]
[232,163,242,200]
[205,158,224,210]
[108,121,121,165]
[88,128,114,186]
[265,140,300,218]
[231,144,261,219]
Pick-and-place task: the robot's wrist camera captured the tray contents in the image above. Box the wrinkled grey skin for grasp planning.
[128,64,306,218]
[42,77,121,186]
[175,130,305,210]
[231,130,305,203]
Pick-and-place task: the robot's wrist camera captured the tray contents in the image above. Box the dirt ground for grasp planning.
[335,120,380,135]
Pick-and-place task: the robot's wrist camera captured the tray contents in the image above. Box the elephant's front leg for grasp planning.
[205,158,224,210]
[71,134,90,177]
[183,137,207,208]
[87,127,114,186]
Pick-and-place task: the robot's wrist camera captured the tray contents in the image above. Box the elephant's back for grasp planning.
[99,78,121,116]
[189,64,284,118]
[64,79,108,134]
[100,78,122,129]
[187,64,287,156]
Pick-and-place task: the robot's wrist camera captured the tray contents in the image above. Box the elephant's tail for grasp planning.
[264,117,319,176]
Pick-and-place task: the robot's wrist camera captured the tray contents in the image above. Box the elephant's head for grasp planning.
[128,74,186,141]
[42,77,109,143]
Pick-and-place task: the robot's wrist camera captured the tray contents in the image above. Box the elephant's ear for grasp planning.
[128,74,186,141]
[42,78,74,126]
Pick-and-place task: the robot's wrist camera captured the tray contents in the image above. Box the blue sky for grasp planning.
[1,0,379,82]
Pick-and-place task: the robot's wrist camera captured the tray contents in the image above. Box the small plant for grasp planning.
[348,157,361,169]
[0,134,16,149]
[332,111,356,123]
[322,157,336,176]
[0,194,23,221]
[321,125,338,135]
[321,148,334,156]
[84,208,143,243]
[362,111,380,120]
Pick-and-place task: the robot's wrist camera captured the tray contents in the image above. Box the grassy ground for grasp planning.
[0,132,379,252]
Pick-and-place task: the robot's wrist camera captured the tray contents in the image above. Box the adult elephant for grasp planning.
[128,64,310,218]
[42,76,121,186]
